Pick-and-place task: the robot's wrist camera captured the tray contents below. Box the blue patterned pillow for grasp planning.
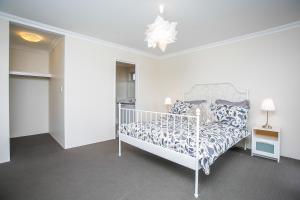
[212,103,249,129]
[169,100,193,114]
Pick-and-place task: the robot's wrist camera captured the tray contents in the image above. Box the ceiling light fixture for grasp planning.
[145,4,178,52]
[19,32,43,42]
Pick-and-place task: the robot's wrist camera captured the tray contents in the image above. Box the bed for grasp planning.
[118,83,250,198]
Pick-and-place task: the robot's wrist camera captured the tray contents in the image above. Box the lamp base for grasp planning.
[262,124,272,129]
[166,105,171,112]
[262,111,272,129]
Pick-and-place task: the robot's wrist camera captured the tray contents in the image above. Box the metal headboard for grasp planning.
[184,82,249,103]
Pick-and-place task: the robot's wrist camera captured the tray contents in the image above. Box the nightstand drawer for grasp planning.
[256,141,274,154]
[252,137,279,159]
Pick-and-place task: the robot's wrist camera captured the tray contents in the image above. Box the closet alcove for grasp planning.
[9,23,65,147]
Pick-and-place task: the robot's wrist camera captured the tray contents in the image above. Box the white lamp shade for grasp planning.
[261,98,276,111]
[164,97,172,105]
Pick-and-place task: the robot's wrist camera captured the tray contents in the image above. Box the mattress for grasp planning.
[120,118,249,175]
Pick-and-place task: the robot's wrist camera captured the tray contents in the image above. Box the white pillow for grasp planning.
[187,103,217,124]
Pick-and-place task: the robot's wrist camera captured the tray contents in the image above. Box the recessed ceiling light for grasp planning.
[19,32,43,42]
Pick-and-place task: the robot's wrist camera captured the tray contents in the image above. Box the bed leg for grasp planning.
[118,103,122,157]
[194,109,200,198]
[244,138,247,151]
[194,168,199,198]
[118,139,122,157]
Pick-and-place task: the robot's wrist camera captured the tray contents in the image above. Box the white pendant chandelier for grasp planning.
[145,4,178,52]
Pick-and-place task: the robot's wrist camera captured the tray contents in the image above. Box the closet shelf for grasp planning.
[9,71,52,78]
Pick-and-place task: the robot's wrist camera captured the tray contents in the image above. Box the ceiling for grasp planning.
[1,0,300,55]
[10,23,62,51]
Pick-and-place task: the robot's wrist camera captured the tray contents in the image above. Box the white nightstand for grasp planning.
[251,127,281,162]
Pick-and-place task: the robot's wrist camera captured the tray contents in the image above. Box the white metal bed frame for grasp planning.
[118,83,249,198]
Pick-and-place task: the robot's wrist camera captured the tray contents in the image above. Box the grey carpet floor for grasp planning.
[0,134,299,200]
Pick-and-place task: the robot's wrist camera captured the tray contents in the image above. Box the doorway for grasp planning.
[9,22,65,147]
[115,61,136,136]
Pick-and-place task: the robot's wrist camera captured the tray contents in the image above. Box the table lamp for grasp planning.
[261,98,275,129]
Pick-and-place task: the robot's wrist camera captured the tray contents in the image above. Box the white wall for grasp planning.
[9,46,50,138]
[49,38,65,147]
[9,77,49,137]
[0,19,10,163]
[64,36,160,148]
[10,46,49,73]
[158,27,300,160]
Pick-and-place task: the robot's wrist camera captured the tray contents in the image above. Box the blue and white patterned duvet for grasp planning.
[120,118,249,175]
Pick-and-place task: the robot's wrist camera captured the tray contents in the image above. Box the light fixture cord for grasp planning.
[159,4,164,14]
